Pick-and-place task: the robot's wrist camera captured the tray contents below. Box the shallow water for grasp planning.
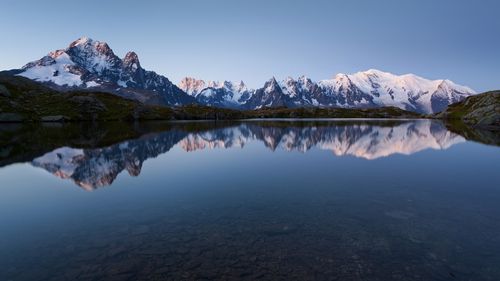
[0,119,499,280]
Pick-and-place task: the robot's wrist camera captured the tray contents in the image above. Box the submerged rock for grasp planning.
[0,113,23,122]
[41,115,70,122]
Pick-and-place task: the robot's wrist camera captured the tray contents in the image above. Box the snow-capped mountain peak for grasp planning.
[13,37,476,113]
[314,69,476,113]
[178,77,207,96]
[17,36,194,106]
[264,77,280,94]
[178,78,250,96]
[177,77,254,107]
[69,36,92,47]
[244,70,475,112]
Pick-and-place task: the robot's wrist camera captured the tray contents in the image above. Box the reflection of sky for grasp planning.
[13,120,465,189]
[0,124,497,194]
[0,137,498,254]
[0,0,499,91]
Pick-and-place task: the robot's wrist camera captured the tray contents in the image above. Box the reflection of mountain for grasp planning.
[318,122,463,159]
[180,127,251,152]
[180,121,464,159]
[32,120,464,190]
[32,130,187,190]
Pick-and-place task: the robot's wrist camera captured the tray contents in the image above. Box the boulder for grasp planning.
[41,115,70,122]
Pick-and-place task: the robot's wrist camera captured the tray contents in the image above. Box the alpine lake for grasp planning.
[0,119,499,281]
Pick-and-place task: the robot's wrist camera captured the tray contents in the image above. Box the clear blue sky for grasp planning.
[0,0,498,91]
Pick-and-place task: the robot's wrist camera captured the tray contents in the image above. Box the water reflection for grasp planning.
[1,119,499,281]
[13,120,465,190]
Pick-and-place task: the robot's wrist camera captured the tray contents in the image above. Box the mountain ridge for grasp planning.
[16,37,195,106]
[180,71,475,113]
[10,36,477,113]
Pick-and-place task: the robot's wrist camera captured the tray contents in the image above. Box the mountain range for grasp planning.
[10,37,476,113]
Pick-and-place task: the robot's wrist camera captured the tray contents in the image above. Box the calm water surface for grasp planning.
[0,120,499,280]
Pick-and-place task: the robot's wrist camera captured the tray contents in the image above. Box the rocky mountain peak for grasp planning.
[298,75,314,87]
[124,51,139,63]
[67,37,115,57]
[94,42,113,55]
[47,49,66,59]
[68,36,93,48]
[123,51,141,69]
[221,80,233,89]
[17,36,195,106]
[14,37,477,113]
[264,77,280,92]
[178,77,207,96]
[298,75,309,81]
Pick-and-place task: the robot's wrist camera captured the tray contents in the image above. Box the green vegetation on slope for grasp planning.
[0,74,427,122]
[246,106,421,119]
[0,75,176,121]
[436,91,500,129]
[0,75,248,121]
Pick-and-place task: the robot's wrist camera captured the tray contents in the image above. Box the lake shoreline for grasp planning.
[1,119,498,170]
[2,75,498,130]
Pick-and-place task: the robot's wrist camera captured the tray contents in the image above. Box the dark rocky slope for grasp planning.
[436,91,500,129]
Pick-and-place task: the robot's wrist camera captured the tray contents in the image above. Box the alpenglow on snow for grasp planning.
[15,37,475,113]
